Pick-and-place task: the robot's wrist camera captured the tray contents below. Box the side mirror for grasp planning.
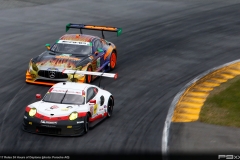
[89,99,96,105]
[36,94,42,100]
[45,44,51,50]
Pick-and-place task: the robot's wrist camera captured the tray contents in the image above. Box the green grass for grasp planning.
[199,76,240,127]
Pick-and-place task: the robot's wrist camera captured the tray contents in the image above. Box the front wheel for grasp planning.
[107,96,114,117]
[85,65,93,83]
[84,114,89,134]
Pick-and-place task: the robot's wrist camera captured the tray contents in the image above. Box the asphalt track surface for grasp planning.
[1,0,240,156]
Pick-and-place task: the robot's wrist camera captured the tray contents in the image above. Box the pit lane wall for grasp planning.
[172,59,240,122]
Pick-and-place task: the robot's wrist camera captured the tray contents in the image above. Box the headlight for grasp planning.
[69,112,78,120]
[32,61,38,72]
[28,59,38,72]
[29,108,37,117]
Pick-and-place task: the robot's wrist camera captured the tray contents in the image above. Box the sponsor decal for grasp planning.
[104,105,107,108]
[99,108,104,111]
[47,68,58,71]
[61,108,69,111]
[51,89,67,93]
[50,105,59,109]
[55,55,80,61]
[41,125,56,128]
[90,106,93,115]
[93,104,98,114]
[40,120,57,124]
[89,56,94,60]
[77,121,84,124]
[58,40,91,46]
[67,90,82,95]
[61,54,72,57]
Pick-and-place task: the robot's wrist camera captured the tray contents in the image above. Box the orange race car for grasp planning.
[26,23,122,86]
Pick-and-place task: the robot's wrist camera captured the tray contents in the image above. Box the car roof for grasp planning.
[52,82,96,90]
[59,34,99,42]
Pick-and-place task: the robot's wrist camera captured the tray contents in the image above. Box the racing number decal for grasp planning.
[93,104,98,114]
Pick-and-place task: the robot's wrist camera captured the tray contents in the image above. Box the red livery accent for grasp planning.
[25,106,31,112]
[48,88,54,92]
[82,90,85,96]
[35,112,69,121]
[89,112,107,122]
[78,112,87,117]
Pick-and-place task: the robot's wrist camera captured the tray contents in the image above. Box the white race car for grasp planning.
[22,70,117,136]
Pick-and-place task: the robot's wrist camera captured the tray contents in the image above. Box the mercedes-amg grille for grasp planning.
[38,70,68,79]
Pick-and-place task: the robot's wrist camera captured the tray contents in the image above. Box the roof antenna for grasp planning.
[98,70,105,88]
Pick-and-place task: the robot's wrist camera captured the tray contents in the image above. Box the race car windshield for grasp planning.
[51,43,92,55]
[61,94,85,104]
[43,92,85,105]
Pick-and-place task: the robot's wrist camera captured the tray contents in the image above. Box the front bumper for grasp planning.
[22,115,86,136]
[25,70,85,86]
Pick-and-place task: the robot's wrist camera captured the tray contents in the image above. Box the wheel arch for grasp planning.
[112,49,117,57]
[109,95,114,106]
[87,112,92,118]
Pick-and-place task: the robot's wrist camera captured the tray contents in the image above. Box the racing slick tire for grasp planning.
[85,65,93,83]
[110,51,117,71]
[107,96,114,118]
[84,114,90,134]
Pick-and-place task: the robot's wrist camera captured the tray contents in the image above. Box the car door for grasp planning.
[92,39,105,71]
[86,87,100,117]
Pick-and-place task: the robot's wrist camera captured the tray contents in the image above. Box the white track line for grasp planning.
[161,59,240,159]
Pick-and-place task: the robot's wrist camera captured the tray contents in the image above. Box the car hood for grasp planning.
[30,101,88,117]
[34,53,90,71]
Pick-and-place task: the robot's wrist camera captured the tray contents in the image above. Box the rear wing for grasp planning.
[66,23,122,39]
[63,70,118,79]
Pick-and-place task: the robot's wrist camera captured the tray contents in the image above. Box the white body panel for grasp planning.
[29,82,112,118]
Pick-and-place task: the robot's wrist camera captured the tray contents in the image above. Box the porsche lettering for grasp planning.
[40,120,57,124]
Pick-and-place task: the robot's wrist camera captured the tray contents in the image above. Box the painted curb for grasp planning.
[162,59,240,157]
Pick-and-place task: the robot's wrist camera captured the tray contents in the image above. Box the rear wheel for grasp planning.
[84,114,89,134]
[110,51,117,70]
[85,65,93,83]
[107,96,114,117]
